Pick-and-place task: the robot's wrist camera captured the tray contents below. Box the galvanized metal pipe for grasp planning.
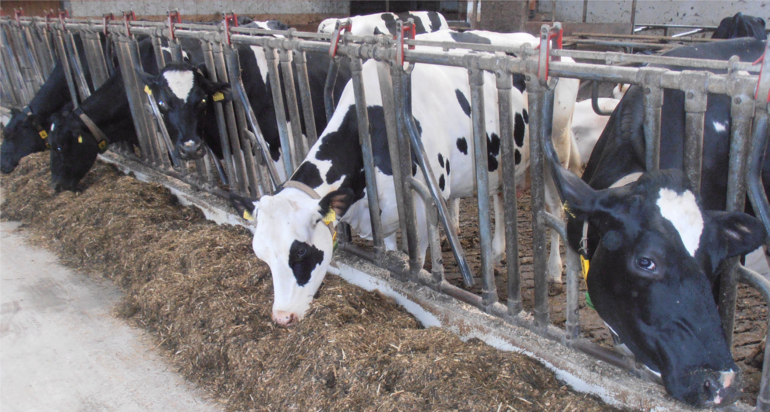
[264,46,297,175]
[292,50,319,147]
[681,71,710,194]
[202,40,237,189]
[747,107,770,239]
[324,57,340,123]
[63,31,91,101]
[737,266,770,411]
[350,56,385,255]
[409,177,444,284]
[637,68,665,171]
[496,71,523,314]
[279,49,308,160]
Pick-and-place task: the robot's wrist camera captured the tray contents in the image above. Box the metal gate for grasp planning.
[2,11,769,410]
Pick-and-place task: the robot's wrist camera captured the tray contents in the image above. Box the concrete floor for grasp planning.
[0,221,224,412]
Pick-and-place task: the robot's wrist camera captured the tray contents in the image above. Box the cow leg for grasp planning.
[544,177,564,283]
[413,194,429,268]
[491,193,506,264]
[384,233,398,251]
[447,198,461,235]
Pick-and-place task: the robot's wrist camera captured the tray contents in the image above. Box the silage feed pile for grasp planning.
[0,152,620,412]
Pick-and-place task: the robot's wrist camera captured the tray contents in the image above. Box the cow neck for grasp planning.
[73,107,109,149]
[28,62,69,118]
[75,72,129,126]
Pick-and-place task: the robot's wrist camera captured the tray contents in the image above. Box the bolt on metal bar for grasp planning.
[469,67,498,305]
[496,70,523,315]
[211,40,250,195]
[279,48,308,160]
[527,77,553,330]
[292,50,319,148]
[681,71,709,194]
[400,66,475,286]
[264,46,297,176]
[390,64,421,270]
[350,56,385,255]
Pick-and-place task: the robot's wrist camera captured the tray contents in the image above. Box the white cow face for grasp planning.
[231,188,355,325]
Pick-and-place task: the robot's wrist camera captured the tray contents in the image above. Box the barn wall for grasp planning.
[62,0,350,29]
[478,1,529,32]
[539,0,769,26]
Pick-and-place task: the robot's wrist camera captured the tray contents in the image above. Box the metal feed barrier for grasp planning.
[2,11,770,410]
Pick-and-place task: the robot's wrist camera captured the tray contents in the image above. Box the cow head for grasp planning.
[137,63,231,160]
[547,137,766,405]
[1,109,50,173]
[231,187,355,325]
[47,109,100,192]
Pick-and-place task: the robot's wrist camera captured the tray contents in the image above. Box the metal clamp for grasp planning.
[13,8,22,25]
[167,10,181,41]
[102,13,114,36]
[59,10,69,32]
[223,12,238,46]
[122,11,135,37]
[329,19,351,58]
[754,41,770,104]
[536,22,562,87]
[396,19,415,68]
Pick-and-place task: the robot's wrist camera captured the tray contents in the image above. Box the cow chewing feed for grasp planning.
[317,11,448,36]
[1,33,95,174]
[553,38,769,407]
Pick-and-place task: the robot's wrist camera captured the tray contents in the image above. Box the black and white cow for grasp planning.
[570,97,619,170]
[317,11,449,36]
[1,33,94,174]
[138,21,351,182]
[713,12,766,41]
[48,38,158,191]
[550,38,769,407]
[229,30,581,325]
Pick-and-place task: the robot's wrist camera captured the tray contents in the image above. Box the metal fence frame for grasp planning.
[2,13,769,410]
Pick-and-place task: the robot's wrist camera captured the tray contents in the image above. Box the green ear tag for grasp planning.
[212,92,225,102]
[39,130,48,139]
[585,291,595,311]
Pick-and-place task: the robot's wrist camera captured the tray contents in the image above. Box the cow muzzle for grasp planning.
[272,310,299,326]
[680,369,742,408]
[177,139,205,160]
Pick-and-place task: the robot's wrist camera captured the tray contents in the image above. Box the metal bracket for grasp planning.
[167,10,181,41]
[59,10,69,32]
[328,18,351,58]
[102,13,114,37]
[536,22,562,87]
[396,19,415,68]
[122,11,135,37]
[222,12,238,46]
[13,8,22,25]
[679,70,710,113]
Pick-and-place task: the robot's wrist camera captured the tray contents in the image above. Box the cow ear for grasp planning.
[319,188,355,219]
[230,193,258,221]
[200,77,232,103]
[705,211,767,258]
[135,68,159,87]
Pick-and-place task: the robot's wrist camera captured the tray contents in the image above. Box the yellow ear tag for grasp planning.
[144,85,152,95]
[322,209,336,225]
[98,140,108,151]
[78,135,83,144]
[243,210,254,221]
[563,201,576,219]
[580,255,590,281]
[39,130,48,139]
[212,92,225,102]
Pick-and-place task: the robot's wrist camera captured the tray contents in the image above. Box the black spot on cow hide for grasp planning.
[488,133,501,156]
[292,161,324,189]
[513,74,526,93]
[439,174,445,191]
[438,153,444,168]
[456,137,468,155]
[449,31,492,45]
[381,14,398,35]
[445,159,450,175]
[455,89,471,117]
[288,240,324,286]
[522,109,529,124]
[427,12,443,31]
[400,13,427,34]
[514,113,526,147]
[515,149,521,165]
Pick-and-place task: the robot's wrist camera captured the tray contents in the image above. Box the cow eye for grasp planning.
[297,246,307,258]
[158,100,167,111]
[636,257,656,271]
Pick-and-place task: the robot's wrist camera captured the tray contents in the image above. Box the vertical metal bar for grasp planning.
[265,46,297,176]
[409,177,444,283]
[377,61,409,253]
[527,77,553,330]
[582,0,589,23]
[324,57,340,123]
[637,68,665,171]
[279,49,308,160]
[64,32,91,100]
[565,246,582,339]
[681,72,709,195]
[630,0,638,35]
[10,23,40,96]
[747,107,770,235]
[350,57,385,255]
[0,27,23,107]
[201,40,236,187]
[391,65,421,270]
[6,25,34,104]
[167,39,184,63]
[21,24,45,88]
[211,40,250,195]
[719,81,757,348]
[83,30,109,89]
[151,34,166,69]
[469,68,497,306]
[496,71,522,315]
[293,50,319,148]
[53,28,80,107]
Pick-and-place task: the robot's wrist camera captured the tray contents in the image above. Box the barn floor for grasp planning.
[0,152,621,412]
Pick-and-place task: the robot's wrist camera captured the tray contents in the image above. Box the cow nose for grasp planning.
[272,310,298,326]
[703,370,741,407]
[177,140,203,159]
